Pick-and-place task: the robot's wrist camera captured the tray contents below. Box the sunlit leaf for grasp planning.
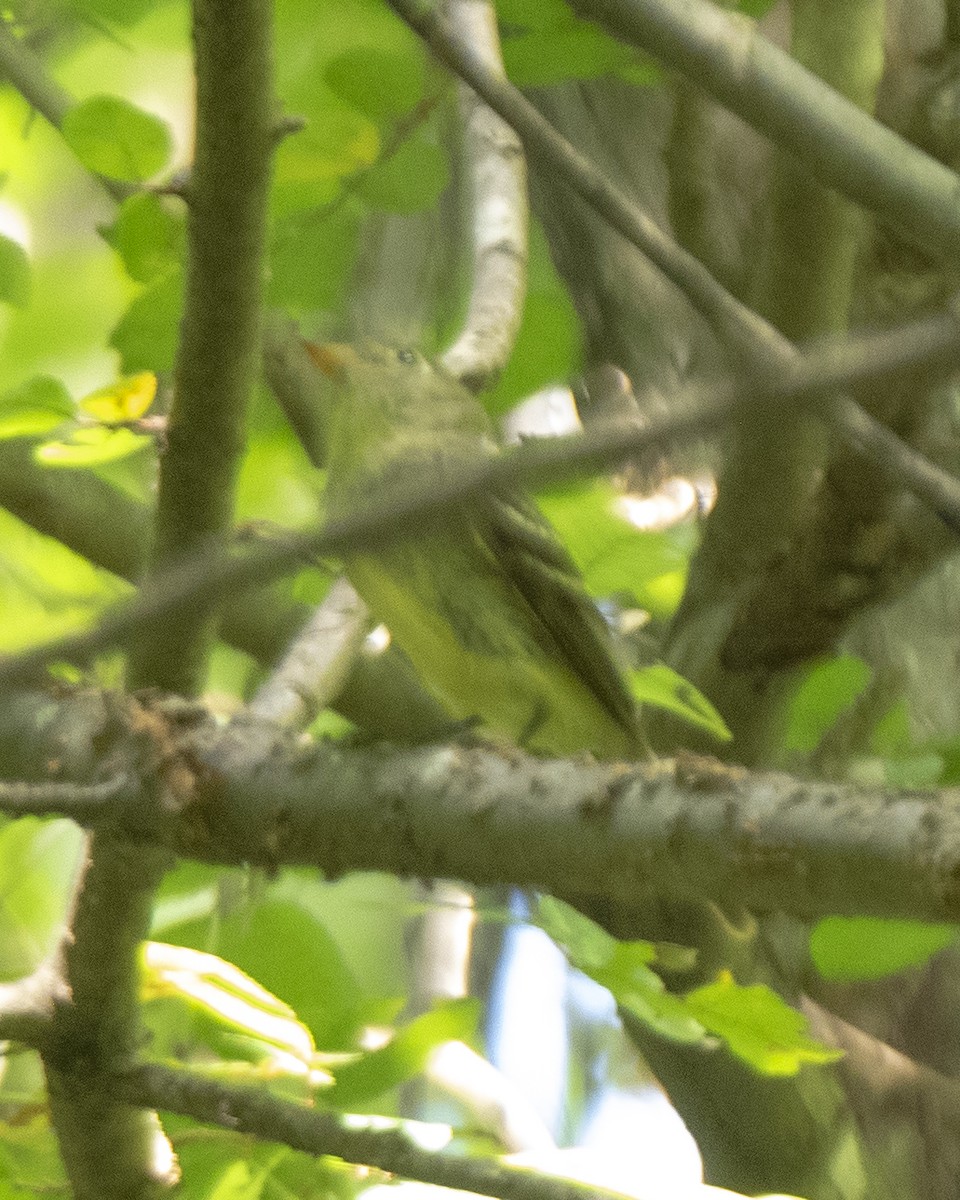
[810,917,957,982]
[0,234,30,308]
[629,663,732,742]
[536,893,619,972]
[143,942,322,1068]
[685,972,843,1075]
[35,425,150,467]
[0,508,125,651]
[0,376,73,440]
[273,109,379,192]
[485,291,580,418]
[537,478,691,615]
[217,900,365,1050]
[536,898,705,1044]
[79,371,157,423]
[62,95,174,182]
[325,47,424,122]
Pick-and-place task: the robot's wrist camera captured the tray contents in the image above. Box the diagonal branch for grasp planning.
[384,0,960,526]
[2,302,960,692]
[567,0,960,262]
[115,1062,635,1200]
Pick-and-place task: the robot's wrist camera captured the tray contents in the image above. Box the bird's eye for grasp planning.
[396,348,417,365]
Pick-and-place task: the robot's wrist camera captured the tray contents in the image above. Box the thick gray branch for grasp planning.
[5,693,960,924]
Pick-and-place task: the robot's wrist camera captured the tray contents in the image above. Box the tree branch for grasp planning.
[385,0,960,533]
[438,0,528,390]
[128,0,275,695]
[6,692,960,925]
[568,0,960,262]
[247,576,371,728]
[115,1062,634,1200]
[0,436,446,741]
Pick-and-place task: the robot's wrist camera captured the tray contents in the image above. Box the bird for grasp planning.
[306,339,645,761]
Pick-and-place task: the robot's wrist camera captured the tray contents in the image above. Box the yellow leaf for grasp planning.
[79,370,156,423]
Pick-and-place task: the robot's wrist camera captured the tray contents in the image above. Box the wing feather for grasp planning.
[480,489,641,743]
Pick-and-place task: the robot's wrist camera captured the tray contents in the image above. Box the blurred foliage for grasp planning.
[810,917,957,982]
[0,0,951,1194]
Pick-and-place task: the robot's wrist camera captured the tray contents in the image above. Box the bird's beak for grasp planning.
[304,341,354,381]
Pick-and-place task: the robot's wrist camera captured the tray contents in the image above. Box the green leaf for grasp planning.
[783,654,872,754]
[503,25,645,86]
[883,753,944,788]
[0,235,30,308]
[268,208,361,311]
[869,698,912,756]
[110,268,184,372]
[273,109,379,200]
[497,0,579,31]
[35,425,150,467]
[0,819,85,979]
[217,900,364,1049]
[0,508,125,652]
[0,376,73,440]
[324,998,479,1106]
[485,292,580,417]
[685,974,843,1075]
[616,58,664,87]
[536,898,705,1044]
[537,478,690,615]
[325,47,424,122]
[142,942,320,1069]
[536,894,619,972]
[629,663,732,742]
[66,0,162,25]
[810,917,957,982]
[62,95,173,182]
[355,139,449,213]
[738,0,779,16]
[103,193,185,284]
[79,371,156,423]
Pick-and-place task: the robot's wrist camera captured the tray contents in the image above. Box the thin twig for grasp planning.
[0,20,128,201]
[0,772,135,818]
[117,1061,638,1200]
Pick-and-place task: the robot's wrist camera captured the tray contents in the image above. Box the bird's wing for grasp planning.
[480,489,641,742]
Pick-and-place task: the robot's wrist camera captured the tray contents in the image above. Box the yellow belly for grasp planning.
[347,544,636,760]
